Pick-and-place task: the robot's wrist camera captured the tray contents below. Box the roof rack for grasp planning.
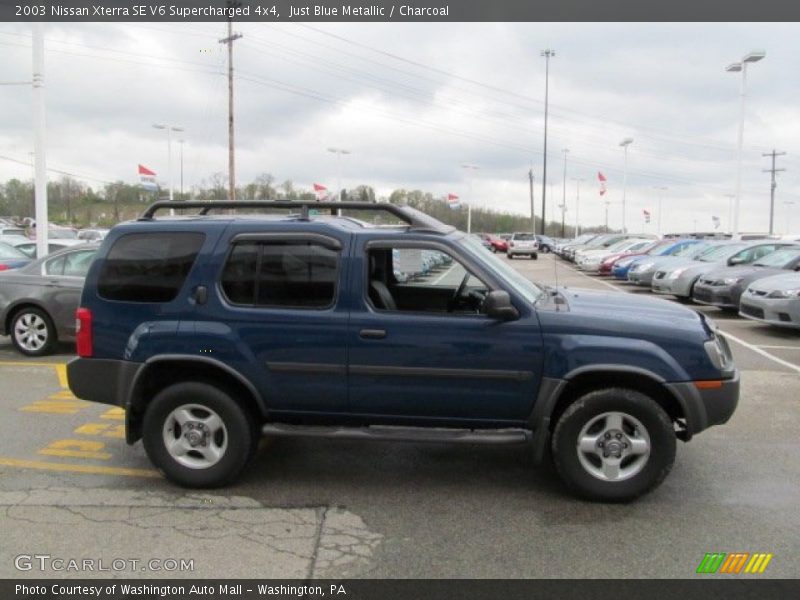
[138,201,454,234]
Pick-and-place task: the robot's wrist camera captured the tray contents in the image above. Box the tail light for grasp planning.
[75,308,93,357]
[0,264,9,271]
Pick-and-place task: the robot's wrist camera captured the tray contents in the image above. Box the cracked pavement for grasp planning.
[0,488,382,578]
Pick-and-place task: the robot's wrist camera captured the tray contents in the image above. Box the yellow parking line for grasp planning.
[0,456,159,478]
[55,364,68,388]
[0,361,67,368]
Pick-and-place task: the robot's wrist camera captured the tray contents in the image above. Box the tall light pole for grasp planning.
[560,148,569,237]
[619,137,633,234]
[152,124,183,201]
[724,193,735,232]
[726,50,766,236]
[784,200,795,234]
[653,186,668,236]
[571,177,584,238]
[461,163,479,234]
[178,139,185,199]
[528,167,535,233]
[327,147,351,202]
[32,23,48,259]
[540,49,555,236]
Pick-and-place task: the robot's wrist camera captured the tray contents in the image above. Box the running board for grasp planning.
[261,424,532,445]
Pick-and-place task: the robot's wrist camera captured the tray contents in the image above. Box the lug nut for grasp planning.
[605,433,611,439]
[615,433,622,440]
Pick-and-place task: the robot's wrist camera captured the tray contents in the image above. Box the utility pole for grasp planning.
[528,167,535,232]
[219,12,242,201]
[540,49,554,236]
[179,139,185,199]
[762,149,786,235]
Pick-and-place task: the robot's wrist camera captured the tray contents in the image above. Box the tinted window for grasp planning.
[221,241,338,308]
[98,233,204,302]
[513,233,536,241]
[0,241,27,259]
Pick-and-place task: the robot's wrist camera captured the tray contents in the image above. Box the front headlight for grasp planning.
[767,288,800,299]
[704,328,733,372]
[667,267,688,280]
[722,277,743,285]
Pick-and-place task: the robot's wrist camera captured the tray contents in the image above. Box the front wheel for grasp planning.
[507,253,514,260]
[551,388,675,502]
[142,382,259,488]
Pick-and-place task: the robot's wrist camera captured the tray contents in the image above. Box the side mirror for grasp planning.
[728,256,745,266]
[484,290,519,321]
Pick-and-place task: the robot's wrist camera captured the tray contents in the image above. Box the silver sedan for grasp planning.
[0,244,98,356]
[739,272,800,329]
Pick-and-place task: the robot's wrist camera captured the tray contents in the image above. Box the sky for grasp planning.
[1,21,799,234]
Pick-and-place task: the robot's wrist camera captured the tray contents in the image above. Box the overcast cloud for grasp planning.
[1,21,799,233]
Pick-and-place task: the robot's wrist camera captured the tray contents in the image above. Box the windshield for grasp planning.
[0,241,27,259]
[698,243,747,262]
[460,235,544,303]
[49,229,78,239]
[754,247,800,267]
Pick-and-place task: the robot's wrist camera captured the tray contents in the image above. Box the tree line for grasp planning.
[0,172,607,237]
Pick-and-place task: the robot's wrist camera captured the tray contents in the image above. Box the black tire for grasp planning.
[10,306,56,357]
[542,246,551,254]
[551,388,676,502]
[507,253,514,259]
[531,252,538,260]
[142,382,259,488]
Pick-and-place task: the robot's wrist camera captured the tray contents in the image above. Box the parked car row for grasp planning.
[555,233,800,330]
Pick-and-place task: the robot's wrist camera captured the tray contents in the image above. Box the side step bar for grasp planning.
[261,423,532,445]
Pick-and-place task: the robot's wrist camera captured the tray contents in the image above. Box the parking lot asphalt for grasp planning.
[0,253,798,579]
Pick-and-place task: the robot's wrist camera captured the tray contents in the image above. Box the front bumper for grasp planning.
[740,297,800,329]
[627,269,655,286]
[692,282,737,309]
[652,273,694,297]
[665,371,740,438]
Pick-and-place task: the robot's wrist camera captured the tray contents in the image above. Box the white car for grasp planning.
[575,238,653,272]
[506,232,539,259]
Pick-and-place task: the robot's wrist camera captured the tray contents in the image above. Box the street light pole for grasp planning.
[571,177,584,238]
[461,163,479,234]
[560,148,569,238]
[619,138,633,234]
[540,49,555,236]
[727,50,766,237]
[528,167,535,233]
[32,22,48,259]
[152,124,183,201]
[179,139,185,199]
[653,186,668,236]
[327,147,351,202]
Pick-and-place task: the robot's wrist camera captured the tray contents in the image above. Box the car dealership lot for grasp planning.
[0,253,798,578]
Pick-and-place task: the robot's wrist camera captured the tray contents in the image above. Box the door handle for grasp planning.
[359,329,387,340]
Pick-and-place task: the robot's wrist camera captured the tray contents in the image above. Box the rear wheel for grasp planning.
[142,382,259,488]
[507,253,514,260]
[531,252,538,260]
[11,307,56,357]
[551,388,675,502]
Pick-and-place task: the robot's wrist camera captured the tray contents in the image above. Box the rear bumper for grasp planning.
[67,357,140,408]
[507,247,538,256]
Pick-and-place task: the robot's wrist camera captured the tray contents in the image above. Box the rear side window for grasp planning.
[97,233,205,302]
[221,240,338,308]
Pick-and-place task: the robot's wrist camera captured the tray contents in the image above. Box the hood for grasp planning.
[700,264,765,283]
[556,287,704,330]
[747,272,800,292]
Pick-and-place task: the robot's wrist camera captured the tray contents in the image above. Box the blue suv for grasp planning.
[68,201,739,501]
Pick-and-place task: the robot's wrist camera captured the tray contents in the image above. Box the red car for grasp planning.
[597,241,667,275]
[481,234,508,253]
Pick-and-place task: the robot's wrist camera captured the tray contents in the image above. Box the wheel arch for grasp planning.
[126,356,267,444]
[530,365,697,463]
